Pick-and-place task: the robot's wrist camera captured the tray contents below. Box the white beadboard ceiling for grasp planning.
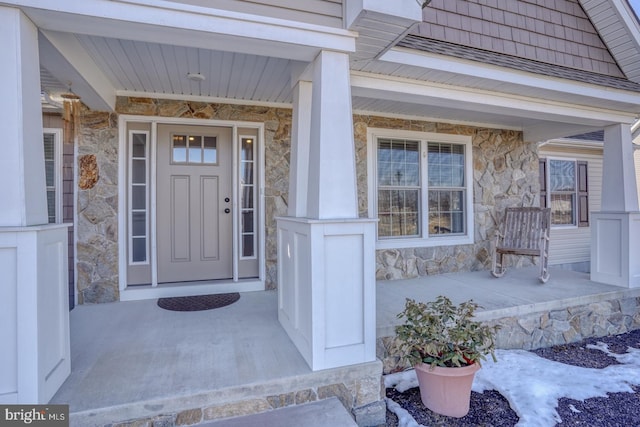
[42,33,294,105]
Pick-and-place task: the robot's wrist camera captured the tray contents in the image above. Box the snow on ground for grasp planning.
[385,343,640,427]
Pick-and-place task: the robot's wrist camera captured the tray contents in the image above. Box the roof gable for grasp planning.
[412,0,624,78]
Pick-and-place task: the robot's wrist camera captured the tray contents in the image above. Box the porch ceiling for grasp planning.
[40,32,295,108]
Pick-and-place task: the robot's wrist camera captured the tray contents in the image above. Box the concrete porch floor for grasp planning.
[51,267,640,426]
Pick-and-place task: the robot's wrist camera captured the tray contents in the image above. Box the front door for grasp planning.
[156,124,233,283]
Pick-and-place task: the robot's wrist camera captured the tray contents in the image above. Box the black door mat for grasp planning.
[157,292,240,312]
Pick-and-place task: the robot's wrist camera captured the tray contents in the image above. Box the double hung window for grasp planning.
[370,130,473,247]
[539,159,589,227]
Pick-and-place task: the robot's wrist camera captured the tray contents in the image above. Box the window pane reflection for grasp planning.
[203,136,217,164]
[132,211,146,236]
[132,134,146,157]
[241,138,254,161]
[173,135,187,163]
[132,238,146,262]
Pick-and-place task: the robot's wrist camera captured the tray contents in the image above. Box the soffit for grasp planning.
[579,0,640,83]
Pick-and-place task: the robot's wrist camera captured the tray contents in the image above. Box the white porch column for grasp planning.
[591,123,640,287]
[0,6,70,404]
[306,51,359,219]
[277,51,377,370]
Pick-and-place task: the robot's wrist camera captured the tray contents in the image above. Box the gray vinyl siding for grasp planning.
[414,0,623,77]
[539,146,602,267]
[164,0,343,28]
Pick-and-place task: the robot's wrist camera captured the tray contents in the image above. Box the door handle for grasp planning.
[224,208,231,214]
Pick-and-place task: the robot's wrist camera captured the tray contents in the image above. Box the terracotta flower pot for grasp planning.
[414,362,480,418]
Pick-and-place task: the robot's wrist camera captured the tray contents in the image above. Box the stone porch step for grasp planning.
[68,360,384,427]
[200,397,358,427]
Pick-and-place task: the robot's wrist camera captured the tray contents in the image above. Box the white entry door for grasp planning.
[156,124,233,283]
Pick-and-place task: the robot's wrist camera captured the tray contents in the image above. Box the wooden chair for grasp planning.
[491,207,551,283]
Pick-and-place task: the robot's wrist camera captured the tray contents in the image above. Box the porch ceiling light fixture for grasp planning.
[60,81,81,101]
[187,73,205,82]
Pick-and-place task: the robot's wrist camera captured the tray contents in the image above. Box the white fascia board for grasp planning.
[350,71,638,126]
[40,30,115,111]
[12,0,356,61]
[611,0,640,35]
[380,47,640,110]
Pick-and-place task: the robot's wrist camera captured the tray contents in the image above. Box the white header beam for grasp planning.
[11,0,356,62]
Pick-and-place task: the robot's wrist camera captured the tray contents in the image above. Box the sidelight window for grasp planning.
[129,131,149,263]
[240,137,256,258]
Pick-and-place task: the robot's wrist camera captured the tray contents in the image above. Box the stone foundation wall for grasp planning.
[353,115,540,281]
[378,295,640,374]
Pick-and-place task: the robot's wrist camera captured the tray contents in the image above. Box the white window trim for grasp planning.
[367,128,474,249]
[546,156,579,229]
[43,128,63,224]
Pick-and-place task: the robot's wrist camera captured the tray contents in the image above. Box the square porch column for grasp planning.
[277,51,377,370]
[591,123,640,288]
[0,6,70,403]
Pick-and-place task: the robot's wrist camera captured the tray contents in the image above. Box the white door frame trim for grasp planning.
[117,114,266,300]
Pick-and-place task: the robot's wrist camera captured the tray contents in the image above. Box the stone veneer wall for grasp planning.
[353,115,540,281]
[75,98,291,303]
[378,295,640,374]
[76,108,119,304]
[76,103,539,303]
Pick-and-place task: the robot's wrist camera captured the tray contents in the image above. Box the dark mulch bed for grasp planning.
[385,329,640,427]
